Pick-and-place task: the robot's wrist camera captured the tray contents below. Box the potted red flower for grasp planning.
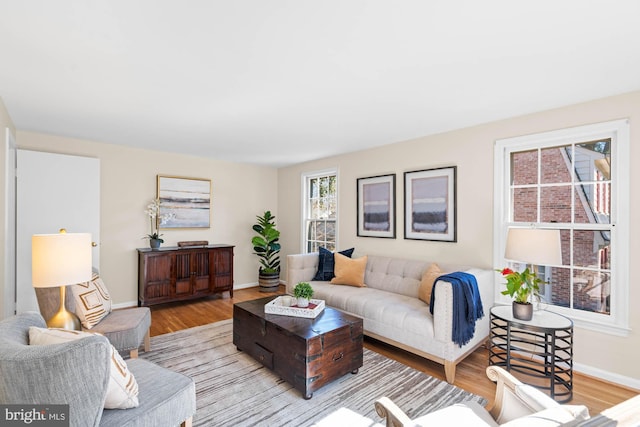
[497,267,545,320]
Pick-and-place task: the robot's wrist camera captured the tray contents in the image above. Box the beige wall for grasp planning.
[277,90,640,385]
[2,90,638,385]
[15,131,278,305]
[0,97,16,318]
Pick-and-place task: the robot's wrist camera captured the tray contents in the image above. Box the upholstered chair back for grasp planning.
[0,311,111,426]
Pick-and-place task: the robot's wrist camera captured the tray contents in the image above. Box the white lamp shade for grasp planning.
[504,228,562,266]
[32,233,92,287]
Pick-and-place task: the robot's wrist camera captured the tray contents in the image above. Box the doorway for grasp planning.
[16,150,100,313]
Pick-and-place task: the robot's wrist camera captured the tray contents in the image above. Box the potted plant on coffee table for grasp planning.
[293,282,314,308]
[497,267,545,321]
[252,210,281,292]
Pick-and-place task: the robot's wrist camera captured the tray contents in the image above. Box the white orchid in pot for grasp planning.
[144,199,173,249]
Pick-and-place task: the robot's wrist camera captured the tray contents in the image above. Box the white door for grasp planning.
[3,129,16,318]
[16,150,100,314]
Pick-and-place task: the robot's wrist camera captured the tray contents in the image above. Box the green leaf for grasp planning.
[252,236,267,247]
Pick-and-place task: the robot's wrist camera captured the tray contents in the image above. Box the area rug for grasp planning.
[141,319,487,426]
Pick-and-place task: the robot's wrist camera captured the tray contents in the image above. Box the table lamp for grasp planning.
[504,228,562,268]
[32,231,92,330]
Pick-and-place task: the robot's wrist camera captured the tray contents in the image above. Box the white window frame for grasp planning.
[301,168,339,253]
[493,119,630,335]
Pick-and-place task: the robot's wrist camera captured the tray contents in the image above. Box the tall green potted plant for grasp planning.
[252,210,281,292]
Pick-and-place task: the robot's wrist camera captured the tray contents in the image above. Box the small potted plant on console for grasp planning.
[293,282,314,308]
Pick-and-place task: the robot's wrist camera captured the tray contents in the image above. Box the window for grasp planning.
[302,169,338,253]
[494,120,629,334]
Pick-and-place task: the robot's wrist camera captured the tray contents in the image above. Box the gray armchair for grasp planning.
[0,312,195,427]
[35,284,151,358]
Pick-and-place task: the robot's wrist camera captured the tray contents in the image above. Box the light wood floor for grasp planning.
[148,286,637,416]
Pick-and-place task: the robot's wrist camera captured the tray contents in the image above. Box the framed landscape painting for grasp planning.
[404,166,456,242]
[357,174,396,238]
[157,175,211,228]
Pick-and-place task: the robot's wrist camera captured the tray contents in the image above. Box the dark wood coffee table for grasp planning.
[233,296,363,399]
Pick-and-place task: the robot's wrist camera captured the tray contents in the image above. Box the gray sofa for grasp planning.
[0,312,195,427]
[287,252,493,383]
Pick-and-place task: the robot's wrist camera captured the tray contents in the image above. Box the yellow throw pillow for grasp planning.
[330,253,367,287]
[28,327,139,409]
[419,263,442,304]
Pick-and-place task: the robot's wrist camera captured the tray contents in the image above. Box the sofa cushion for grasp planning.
[330,254,367,287]
[418,263,442,304]
[28,326,139,410]
[364,255,426,298]
[313,247,354,281]
[499,405,590,426]
[99,358,196,427]
[70,272,112,329]
[311,282,437,344]
[89,306,151,352]
[413,401,499,426]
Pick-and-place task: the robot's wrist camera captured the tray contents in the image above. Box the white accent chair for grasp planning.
[375,366,590,426]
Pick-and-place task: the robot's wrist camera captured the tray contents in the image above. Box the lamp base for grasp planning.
[46,310,81,330]
[46,285,81,330]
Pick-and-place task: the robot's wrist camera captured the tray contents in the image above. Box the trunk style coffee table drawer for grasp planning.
[252,342,274,369]
[233,297,363,399]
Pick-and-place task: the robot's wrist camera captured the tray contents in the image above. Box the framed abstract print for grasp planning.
[157,175,211,228]
[404,166,456,242]
[357,174,396,238]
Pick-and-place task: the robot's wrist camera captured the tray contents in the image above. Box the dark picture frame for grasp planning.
[157,175,211,228]
[357,174,396,238]
[404,166,456,242]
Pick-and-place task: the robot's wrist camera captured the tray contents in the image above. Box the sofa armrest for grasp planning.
[286,253,319,293]
[432,268,493,344]
[432,278,455,343]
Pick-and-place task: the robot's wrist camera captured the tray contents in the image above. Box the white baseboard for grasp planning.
[234,282,258,290]
[575,362,640,391]
[113,301,138,309]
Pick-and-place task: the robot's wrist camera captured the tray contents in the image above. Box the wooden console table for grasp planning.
[137,244,234,306]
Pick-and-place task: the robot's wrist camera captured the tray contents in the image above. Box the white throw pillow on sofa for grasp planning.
[28,326,139,409]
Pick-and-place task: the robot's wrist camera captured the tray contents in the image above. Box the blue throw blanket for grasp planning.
[429,272,484,347]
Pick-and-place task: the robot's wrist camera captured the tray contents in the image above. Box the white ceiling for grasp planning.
[1,1,639,167]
